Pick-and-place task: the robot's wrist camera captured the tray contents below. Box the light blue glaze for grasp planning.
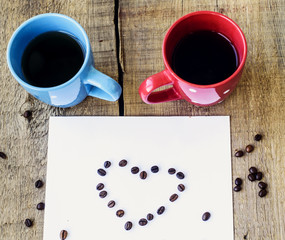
[7,13,121,108]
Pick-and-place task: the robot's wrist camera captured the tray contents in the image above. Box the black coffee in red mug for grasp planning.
[171,30,239,85]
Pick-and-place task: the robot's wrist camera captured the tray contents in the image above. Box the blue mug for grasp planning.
[7,13,122,108]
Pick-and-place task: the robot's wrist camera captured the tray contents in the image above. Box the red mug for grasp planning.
[139,11,247,106]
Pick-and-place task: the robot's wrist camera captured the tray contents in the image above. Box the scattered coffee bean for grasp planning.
[125,221,133,231]
[0,152,7,159]
[147,213,154,221]
[23,110,32,119]
[60,230,68,240]
[97,168,106,176]
[131,166,140,174]
[119,159,128,167]
[235,178,243,186]
[176,172,185,179]
[99,190,107,198]
[24,218,33,227]
[258,182,268,189]
[36,202,45,210]
[246,145,254,153]
[116,209,125,217]
[254,134,262,141]
[248,173,256,182]
[151,165,159,173]
[178,184,185,192]
[140,171,147,180]
[139,218,148,226]
[258,189,268,197]
[233,185,242,192]
[255,172,263,181]
[104,161,111,168]
[157,206,165,215]
[96,183,104,191]
[202,212,211,221]
[168,168,176,175]
[108,200,116,208]
[35,180,44,188]
[235,150,244,157]
[169,193,179,202]
[249,167,258,174]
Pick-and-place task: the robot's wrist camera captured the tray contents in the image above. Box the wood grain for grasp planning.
[120,0,285,239]
[0,0,118,239]
[0,0,284,239]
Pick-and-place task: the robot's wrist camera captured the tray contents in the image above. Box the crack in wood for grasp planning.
[114,0,124,116]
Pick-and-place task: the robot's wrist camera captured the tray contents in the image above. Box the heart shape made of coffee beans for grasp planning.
[96,159,186,231]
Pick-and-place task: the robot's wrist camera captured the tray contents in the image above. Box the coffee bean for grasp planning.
[125,221,133,231]
[24,219,33,227]
[140,171,147,180]
[245,145,254,153]
[108,200,116,208]
[131,166,140,174]
[35,180,44,188]
[235,178,243,186]
[104,161,111,168]
[254,134,262,141]
[139,218,148,226]
[258,189,268,197]
[178,184,185,192]
[96,183,104,191]
[235,150,244,157]
[60,230,68,240]
[147,213,154,221]
[168,168,176,175]
[0,152,7,159]
[169,193,179,202]
[249,167,258,174]
[157,206,165,215]
[119,159,128,167]
[176,172,185,179]
[151,165,159,173]
[255,172,263,181]
[258,181,268,189]
[233,185,242,192]
[36,202,45,210]
[248,173,256,182]
[116,209,125,217]
[99,190,107,198]
[23,110,32,119]
[202,212,211,221]
[97,168,106,176]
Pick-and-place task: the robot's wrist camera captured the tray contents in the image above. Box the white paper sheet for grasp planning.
[44,116,233,240]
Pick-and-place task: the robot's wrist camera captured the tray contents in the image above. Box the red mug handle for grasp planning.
[139,70,182,104]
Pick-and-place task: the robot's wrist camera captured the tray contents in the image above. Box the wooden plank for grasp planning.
[120,0,285,239]
[215,1,285,239]
[0,0,118,239]
[120,0,218,116]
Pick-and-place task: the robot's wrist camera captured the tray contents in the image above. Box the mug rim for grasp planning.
[7,13,90,92]
[162,11,247,89]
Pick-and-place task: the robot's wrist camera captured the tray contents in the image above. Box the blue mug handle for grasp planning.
[84,66,122,101]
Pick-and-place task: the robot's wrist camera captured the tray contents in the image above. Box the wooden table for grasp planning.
[0,0,284,239]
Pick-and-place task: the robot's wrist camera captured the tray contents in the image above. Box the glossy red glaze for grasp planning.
[139,11,247,106]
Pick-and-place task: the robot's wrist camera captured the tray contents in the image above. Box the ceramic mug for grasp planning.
[7,13,122,108]
[139,11,247,106]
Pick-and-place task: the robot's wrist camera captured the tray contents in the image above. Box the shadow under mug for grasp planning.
[7,13,122,108]
[139,11,247,107]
